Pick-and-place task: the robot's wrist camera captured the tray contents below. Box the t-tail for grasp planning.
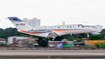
[8,17,32,31]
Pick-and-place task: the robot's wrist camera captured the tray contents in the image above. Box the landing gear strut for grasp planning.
[87,33,89,37]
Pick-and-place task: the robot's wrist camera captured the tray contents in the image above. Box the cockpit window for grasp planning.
[78,24,84,28]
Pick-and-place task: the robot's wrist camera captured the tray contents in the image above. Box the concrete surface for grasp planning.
[0,50,105,57]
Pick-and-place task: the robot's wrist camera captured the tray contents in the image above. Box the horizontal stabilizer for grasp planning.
[91,32,100,35]
[91,25,102,35]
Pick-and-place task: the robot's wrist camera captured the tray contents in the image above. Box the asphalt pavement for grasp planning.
[0,50,105,58]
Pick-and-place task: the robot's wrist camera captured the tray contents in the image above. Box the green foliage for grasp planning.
[76,38,81,42]
[89,29,105,40]
[95,43,105,48]
[62,34,82,42]
[82,46,95,48]
[99,33,105,38]
[101,29,105,33]
[89,35,101,40]
[36,37,48,47]
[54,36,63,41]
[0,43,8,46]
[0,28,34,39]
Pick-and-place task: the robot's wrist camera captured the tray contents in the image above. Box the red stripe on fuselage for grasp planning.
[20,30,27,32]
[20,29,78,33]
[20,30,46,33]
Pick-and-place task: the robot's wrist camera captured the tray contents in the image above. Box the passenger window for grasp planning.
[67,26,69,28]
[70,26,71,28]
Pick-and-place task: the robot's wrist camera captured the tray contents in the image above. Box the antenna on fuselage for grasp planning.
[62,21,65,25]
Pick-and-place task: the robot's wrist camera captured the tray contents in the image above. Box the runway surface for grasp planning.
[0,50,105,57]
[0,50,105,53]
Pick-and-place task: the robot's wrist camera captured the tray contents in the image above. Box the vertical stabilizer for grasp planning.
[8,17,32,31]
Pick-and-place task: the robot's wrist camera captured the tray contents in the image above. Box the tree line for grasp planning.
[0,27,33,39]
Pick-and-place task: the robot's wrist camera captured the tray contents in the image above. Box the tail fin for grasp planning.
[8,17,32,31]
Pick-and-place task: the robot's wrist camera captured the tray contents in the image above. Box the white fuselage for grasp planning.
[8,17,101,38]
[19,24,97,38]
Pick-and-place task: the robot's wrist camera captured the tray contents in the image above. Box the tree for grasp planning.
[101,29,105,33]
[89,35,101,40]
[99,33,105,38]
[36,37,48,47]
[54,36,63,41]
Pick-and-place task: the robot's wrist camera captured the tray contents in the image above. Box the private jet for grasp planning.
[8,17,102,39]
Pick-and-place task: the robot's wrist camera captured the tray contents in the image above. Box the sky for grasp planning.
[0,0,105,29]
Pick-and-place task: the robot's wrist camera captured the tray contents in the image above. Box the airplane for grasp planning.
[8,17,102,39]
